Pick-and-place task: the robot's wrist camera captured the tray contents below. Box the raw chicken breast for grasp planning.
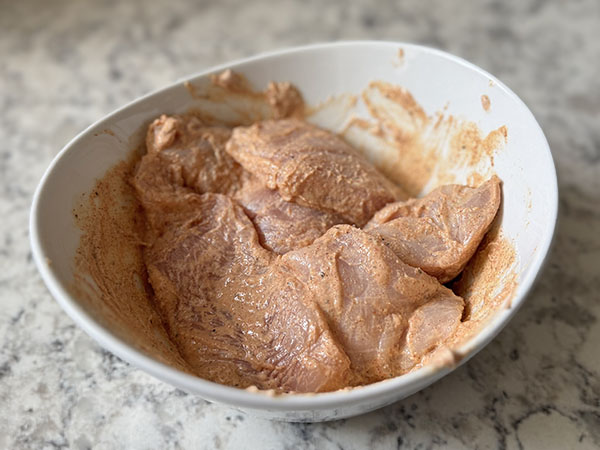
[234,177,346,254]
[145,193,351,392]
[132,114,246,233]
[132,112,496,393]
[146,114,244,196]
[226,119,404,226]
[365,177,502,283]
[406,298,465,359]
[281,225,464,384]
[131,151,203,235]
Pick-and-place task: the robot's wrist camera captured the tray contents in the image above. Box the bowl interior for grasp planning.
[31,42,557,421]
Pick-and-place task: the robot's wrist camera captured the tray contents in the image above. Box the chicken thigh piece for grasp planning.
[280,225,464,384]
[145,193,351,392]
[226,119,404,226]
[234,177,346,254]
[365,176,502,283]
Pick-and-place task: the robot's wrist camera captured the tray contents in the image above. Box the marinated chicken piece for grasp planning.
[146,114,244,196]
[226,119,404,226]
[132,105,499,393]
[131,152,203,235]
[132,114,246,234]
[281,225,464,383]
[145,193,350,392]
[258,263,352,391]
[365,176,502,283]
[234,177,346,254]
[406,298,465,359]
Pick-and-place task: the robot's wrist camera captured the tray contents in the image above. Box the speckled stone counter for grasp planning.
[1,0,599,448]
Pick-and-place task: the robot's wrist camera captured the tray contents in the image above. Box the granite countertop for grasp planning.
[1,0,599,448]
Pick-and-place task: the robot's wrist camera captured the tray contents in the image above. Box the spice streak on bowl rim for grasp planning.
[29,41,558,420]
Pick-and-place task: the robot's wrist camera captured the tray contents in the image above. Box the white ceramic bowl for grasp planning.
[30,41,557,422]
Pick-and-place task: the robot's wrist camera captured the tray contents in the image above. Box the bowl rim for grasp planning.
[29,40,558,412]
